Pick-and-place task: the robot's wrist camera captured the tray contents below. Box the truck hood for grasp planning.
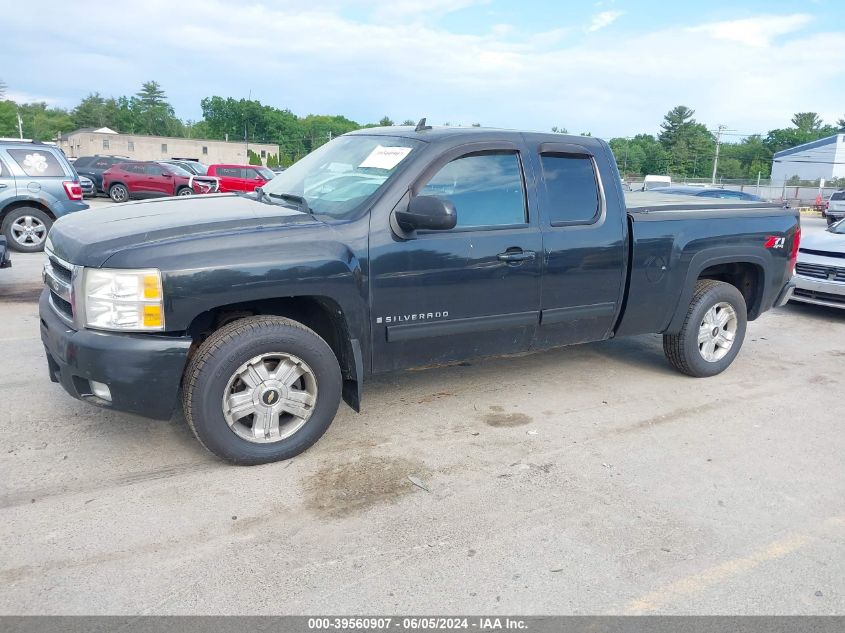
[48,193,317,267]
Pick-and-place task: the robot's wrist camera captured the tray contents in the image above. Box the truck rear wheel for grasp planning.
[663,279,747,378]
[182,316,342,465]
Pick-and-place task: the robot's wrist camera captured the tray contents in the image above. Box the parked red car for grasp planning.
[207,164,275,193]
[102,162,219,202]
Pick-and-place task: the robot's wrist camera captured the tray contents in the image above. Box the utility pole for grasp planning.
[623,137,629,174]
[711,124,726,185]
[17,113,23,139]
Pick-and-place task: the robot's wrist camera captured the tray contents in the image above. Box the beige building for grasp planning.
[58,127,278,166]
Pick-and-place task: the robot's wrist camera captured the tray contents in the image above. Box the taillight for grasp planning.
[63,181,83,201]
[789,227,801,275]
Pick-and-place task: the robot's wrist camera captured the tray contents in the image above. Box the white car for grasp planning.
[791,219,845,309]
[641,174,671,191]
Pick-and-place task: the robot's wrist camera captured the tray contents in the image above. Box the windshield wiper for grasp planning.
[254,186,272,205]
[268,192,313,215]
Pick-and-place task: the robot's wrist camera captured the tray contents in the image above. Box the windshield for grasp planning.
[256,167,275,180]
[262,135,423,217]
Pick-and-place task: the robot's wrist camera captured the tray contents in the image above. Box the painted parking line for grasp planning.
[624,515,845,614]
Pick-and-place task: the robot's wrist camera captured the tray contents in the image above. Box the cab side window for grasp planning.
[540,154,600,226]
[419,151,526,228]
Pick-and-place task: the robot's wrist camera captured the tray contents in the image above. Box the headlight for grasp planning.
[82,268,165,331]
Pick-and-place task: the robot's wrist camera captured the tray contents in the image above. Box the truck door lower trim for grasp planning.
[540,302,616,325]
[386,311,539,342]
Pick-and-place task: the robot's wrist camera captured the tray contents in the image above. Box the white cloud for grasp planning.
[689,13,813,47]
[587,10,624,32]
[5,91,61,105]
[2,2,843,137]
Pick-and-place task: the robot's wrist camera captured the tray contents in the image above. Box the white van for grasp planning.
[641,175,672,191]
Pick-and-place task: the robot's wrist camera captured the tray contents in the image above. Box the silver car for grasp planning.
[791,219,845,309]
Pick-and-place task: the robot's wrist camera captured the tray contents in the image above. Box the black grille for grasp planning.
[50,292,73,317]
[795,262,845,281]
[793,288,845,305]
[49,257,72,284]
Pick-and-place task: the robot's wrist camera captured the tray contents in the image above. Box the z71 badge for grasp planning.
[764,235,785,249]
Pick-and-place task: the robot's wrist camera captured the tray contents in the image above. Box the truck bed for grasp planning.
[616,192,799,338]
[624,190,783,213]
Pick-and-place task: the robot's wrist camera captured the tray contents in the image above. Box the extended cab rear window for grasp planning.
[7,149,66,178]
[540,154,600,225]
[831,192,845,201]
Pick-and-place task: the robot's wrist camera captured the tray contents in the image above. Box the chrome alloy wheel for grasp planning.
[10,215,47,247]
[222,352,318,443]
[698,302,738,362]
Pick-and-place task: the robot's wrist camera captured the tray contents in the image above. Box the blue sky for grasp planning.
[5,0,845,137]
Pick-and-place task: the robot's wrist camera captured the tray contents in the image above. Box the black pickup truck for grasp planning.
[40,126,800,464]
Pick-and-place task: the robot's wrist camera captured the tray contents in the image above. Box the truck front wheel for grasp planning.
[182,316,342,465]
[663,279,747,378]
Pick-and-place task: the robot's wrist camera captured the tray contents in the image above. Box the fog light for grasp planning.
[89,380,112,402]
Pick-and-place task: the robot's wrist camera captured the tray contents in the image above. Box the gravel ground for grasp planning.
[0,213,842,615]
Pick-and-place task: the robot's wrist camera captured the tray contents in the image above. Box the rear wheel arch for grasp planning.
[184,295,363,412]
[0,199,56,224]
[667,253,768,333]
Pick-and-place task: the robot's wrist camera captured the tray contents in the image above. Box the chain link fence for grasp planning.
[627,176,842,204]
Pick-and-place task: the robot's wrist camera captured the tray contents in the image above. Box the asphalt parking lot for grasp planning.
[0,210,842,615]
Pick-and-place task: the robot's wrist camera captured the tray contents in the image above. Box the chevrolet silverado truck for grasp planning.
[40,125,800,465]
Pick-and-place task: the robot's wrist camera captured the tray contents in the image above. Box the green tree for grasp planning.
[401,119,415,126]
[16,102,74,141]
[551,126,567,133]
[378,116,394,126]
[790,112,823,132]
[131,81,181,136]
[267,153,279,168]
[247,149,262,165]
[0,100,17,136]
[657,106,714,177]
[837,116,845,132]
[765,112,837,154]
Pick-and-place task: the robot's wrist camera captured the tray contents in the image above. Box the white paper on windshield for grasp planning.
[359,145,413,170]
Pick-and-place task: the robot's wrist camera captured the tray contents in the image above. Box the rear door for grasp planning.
[369,144,543,372]
[122,164,149,195]
[213,167,241,192]
[528,142,626,347]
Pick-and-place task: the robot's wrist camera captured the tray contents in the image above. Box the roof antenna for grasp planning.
[414,117,432,132]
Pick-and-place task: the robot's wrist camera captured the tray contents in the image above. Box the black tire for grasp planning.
[182,316,342,465]
[176,186,194,196]
[1,206,53,253]
[109,183,129,202]
[663,279,747,378]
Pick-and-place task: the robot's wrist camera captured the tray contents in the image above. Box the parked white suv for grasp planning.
[826,190,845,226]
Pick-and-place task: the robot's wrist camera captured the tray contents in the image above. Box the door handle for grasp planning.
[497,249,536,263]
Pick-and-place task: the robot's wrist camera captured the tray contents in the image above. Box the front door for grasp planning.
[369,146,542,373]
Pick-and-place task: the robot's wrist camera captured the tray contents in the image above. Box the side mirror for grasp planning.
[395,195,457,231]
